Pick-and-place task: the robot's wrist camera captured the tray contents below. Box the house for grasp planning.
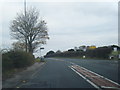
[109,45,120,60]
[87,45,96,50]
[79,45,87,51]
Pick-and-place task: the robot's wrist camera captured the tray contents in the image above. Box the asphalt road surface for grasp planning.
[16,58,119,88]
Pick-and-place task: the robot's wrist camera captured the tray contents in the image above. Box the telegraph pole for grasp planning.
[24,0,27,52]
[24,0,26,16]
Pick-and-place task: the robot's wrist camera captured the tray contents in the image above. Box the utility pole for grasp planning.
[24,0,26,16]
[24,0,27,52]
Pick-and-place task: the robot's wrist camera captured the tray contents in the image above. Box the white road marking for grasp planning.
[69,66,101,89]
[78,65,120,86]
[100,86,120,89]
[48,58,120,88]
[69,64,120,89]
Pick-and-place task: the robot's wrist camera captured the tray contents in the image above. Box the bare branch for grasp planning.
[10,7,49,53]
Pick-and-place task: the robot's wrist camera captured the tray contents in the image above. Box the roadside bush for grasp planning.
[2,51,35,71]
[2,53,14,73]
[2,51,35,80]
[12,51,35,68]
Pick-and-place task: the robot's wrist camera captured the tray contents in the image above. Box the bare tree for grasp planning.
[10,8,49,53]
[12,41,26,51]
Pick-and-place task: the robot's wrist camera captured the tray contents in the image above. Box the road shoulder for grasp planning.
[2,62,45,88]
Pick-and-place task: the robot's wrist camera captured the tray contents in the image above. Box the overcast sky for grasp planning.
[0,0,118,57]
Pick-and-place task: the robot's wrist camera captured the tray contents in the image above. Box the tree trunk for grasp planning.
[25,38,27,52]
[28,41,33,54]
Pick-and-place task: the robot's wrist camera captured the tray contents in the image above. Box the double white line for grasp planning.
[69,63,120,90]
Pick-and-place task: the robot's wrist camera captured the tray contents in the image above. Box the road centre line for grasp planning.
[69,66,101,89]
[49,58,120,89]
[69,64,120,89]
[75,65,120,86]
[70,62,120,86]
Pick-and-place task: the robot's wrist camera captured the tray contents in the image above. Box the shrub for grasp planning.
[2,50,35,80]
[2,51,35,70]
[2,53,14,73]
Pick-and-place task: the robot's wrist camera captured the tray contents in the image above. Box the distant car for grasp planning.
[40,57,45,62]
[109,56,114,59]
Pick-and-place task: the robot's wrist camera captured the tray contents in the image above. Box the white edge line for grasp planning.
[68,66,101,89]
[101,86,120,89]
[78,66,120,86]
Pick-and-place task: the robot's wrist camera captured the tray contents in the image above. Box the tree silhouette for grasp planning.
[10,8,49,53]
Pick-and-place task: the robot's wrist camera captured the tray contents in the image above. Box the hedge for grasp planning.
[2,51,35,73]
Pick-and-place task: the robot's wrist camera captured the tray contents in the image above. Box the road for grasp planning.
[16,58,119,89]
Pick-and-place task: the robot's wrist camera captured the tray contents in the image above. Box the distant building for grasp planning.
[74,47,78,51]
[87,45,96,50]
[78,45,96,51]
[110,45,120,51]
[109,45,120,60]
[79,45,87,51]
[74,45,96,52]
[113,47,117,52]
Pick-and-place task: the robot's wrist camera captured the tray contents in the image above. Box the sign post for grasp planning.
[40,47,44,62]
[40,47,44,58]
